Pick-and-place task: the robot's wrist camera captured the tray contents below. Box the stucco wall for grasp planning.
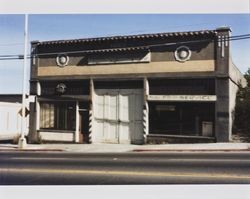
[229,59,247,87]
[38,60,215,77]
[229,79,239,140]
[0,102,29,140]
[39,131,74,142]
[32,40,215,78]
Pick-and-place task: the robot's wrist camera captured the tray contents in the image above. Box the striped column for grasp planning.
[75,101,79,143]
[88,105,93,143]
[88,79,94,143]
[143,77,149,144]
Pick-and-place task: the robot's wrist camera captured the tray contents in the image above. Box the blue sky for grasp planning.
[0,14,249,94]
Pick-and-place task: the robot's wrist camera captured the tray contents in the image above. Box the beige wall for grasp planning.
[38,60,215,77]
[229,58,247,87]
[229,79,239,140]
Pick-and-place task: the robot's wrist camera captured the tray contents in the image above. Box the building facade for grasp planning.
[28,27,246,144]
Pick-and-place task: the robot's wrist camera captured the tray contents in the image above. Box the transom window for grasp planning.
[88,52,151,65]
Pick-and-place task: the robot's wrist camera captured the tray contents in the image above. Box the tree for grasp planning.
[234,68,250,134]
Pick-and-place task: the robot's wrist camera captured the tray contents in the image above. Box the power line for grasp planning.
[0,53,25,58]
[0,33,249,47]
[0,55,25,60]
[229,37,250,41]
[229,34,250,38]
[0,57,25,61]
[0,34,250,61]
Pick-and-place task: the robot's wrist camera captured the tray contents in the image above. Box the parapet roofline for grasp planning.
[35,28,226,46]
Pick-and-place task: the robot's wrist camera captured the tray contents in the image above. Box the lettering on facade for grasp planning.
[147,95,217,102]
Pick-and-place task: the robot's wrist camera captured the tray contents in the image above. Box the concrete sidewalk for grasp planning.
[0,142,250,153]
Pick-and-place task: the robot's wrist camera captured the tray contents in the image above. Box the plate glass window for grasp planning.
[40,102,76,131]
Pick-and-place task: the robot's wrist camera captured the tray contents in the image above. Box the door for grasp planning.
[79,110,89,143]
[118,90,130,143]
[93,89,143,144]
[93,90,119,143]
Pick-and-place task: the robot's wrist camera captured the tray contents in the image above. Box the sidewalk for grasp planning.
[0,142,250,153]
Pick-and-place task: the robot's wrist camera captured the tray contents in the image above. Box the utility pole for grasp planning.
[18,14,28,149]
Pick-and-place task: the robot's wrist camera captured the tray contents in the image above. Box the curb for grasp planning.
[0,149,64,152]
[133,149,250,152]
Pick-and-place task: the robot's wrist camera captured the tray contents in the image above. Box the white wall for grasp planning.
[0,102,29,140]
[39,131,74,142]
[229,59,247,87]
[228,59,247,141]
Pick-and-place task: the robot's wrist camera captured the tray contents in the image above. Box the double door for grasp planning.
[93,89,143,144]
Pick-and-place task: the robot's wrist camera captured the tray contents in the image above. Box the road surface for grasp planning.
[0,151,250,185]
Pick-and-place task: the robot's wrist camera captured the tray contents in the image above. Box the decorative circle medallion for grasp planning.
[174,46,191,62]
[56,54,69,67]
[56,83,67,94]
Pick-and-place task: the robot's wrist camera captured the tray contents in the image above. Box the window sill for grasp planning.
[38,129,75,133]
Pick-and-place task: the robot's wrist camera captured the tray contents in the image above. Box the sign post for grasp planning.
[18,14,28,149]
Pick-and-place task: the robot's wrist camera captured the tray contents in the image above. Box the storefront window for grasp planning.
[149,102,215,136]
[40,102,76,131]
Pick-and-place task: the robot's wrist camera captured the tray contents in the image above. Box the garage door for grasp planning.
[93,89,143,144]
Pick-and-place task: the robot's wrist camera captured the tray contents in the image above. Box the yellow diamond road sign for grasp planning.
[18,107,30,117]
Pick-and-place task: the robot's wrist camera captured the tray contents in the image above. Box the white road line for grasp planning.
[11,157,70,160]
[1,168,250,180]
[9,157,250,163]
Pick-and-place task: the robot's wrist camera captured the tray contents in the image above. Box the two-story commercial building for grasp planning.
[28,27,246,144]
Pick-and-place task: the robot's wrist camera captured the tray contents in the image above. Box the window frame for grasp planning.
[40,101,76,131]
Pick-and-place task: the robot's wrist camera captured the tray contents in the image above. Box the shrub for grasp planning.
[234,68,250,134]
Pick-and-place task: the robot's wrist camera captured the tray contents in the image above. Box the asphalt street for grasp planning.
[0,151,250,185]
